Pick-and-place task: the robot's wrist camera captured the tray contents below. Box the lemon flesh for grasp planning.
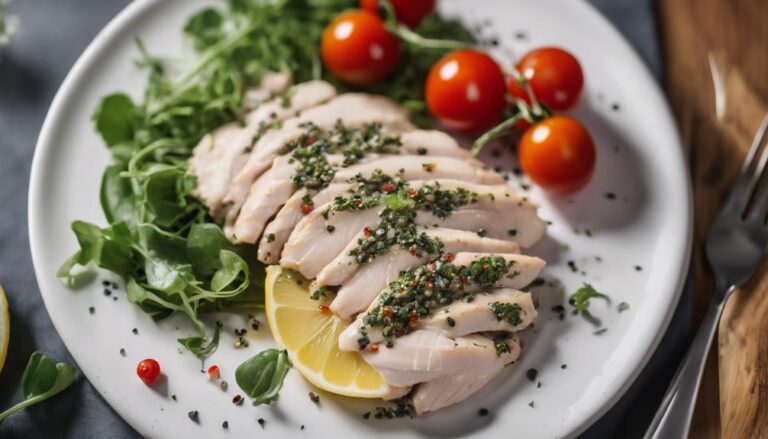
[264,266,390,398]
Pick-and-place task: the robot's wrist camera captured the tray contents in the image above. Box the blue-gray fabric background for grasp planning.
[0,1,688,437]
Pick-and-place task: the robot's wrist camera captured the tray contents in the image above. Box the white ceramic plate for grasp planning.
[29,0,691,437]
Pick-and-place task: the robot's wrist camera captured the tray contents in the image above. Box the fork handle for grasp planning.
[643,287,733,439]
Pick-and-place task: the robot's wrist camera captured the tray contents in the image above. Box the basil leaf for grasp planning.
[235,349,291,406]
[93,93,135,147]
[0,352,77,423]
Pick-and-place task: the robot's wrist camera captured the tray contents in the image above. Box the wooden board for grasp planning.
[656,0,768,437]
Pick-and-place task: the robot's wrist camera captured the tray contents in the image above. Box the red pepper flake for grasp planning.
[459,276,468,286]
[353,199,362,206]
[425,281,434,290]
[300,203,313,215]
[383,307,395,317]
[408,248,417,256]
[207,365,220,379]
[409,311,419,324]
[395,330,404,337]
[319,304,331,314]
[445,253,455,262]
[407,188,417,198]
[411,279,419,287]
[370,343,380,353]
[363,226,372,237]
[381,182,395,193]
[306,136,317,145]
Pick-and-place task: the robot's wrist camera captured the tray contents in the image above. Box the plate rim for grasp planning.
[28,0,693,437]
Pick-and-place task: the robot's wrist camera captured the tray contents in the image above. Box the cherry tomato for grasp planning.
[360,0,436,28]
[519,116,595,195]
[425,49,507,132]
[321,10,400,86]
[514,47,584,111]
[137,359,161,385]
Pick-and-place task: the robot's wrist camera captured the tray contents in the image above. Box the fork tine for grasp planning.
[723,114,768,213]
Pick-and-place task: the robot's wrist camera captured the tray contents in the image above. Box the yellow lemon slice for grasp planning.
[264,265,390,398]
[0,285,9,375]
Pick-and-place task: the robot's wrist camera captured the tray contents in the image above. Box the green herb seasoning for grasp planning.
[281,121,402,191]
[333,180,478,265]
[489,302,522,326]
[493,340,511,357]
[361,256,511,345]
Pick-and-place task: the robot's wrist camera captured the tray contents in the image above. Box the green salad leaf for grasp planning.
[235,349,291,406]
[0,352,78,424]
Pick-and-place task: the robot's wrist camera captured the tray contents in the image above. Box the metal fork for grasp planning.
[644,113,768,439]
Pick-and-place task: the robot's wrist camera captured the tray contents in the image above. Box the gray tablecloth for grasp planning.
[0,1,688,437]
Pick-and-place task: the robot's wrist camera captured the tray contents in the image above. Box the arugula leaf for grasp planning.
[235,349,291,406]
[93,93,135,147]
[568,283,611,326]
[0,352,77,423]
[178,321,222,362]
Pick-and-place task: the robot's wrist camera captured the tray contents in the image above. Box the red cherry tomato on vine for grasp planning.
[519,116,595,195]
[137,358,161,385]
[321,10,400,87]
[360,0,436,28]
[425,49,507,132]
[513,47,584,111]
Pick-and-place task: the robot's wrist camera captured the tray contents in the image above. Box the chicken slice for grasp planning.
[258,184,351,263]
[423,289,537,335]
[332,155,500,184]
[257,163,502,262]
[339,287,537,349]
[323,229,521,320]
[280,183,545,279]
[232,152,491,244]
[412,335,521,414]
[190,80,335,216]
[241,71,293,107]
[359,330,519,388]
[281,206,384,277]
[223,94,414,224]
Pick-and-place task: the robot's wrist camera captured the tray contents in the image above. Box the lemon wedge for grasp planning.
[0,285,9,375]
[264,265,390,398]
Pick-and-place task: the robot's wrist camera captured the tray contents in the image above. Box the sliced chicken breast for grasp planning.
[281,183,545,279]
[338,254,544,350]
[258,184,351,263]
[258,167,504,263]
[223,94,414,224]
[423,289,537,335]
[359,330,519,388]
[323,229,521,320]
[190,80,335,216]
[231,153,491,244]
[340,288,536,350]
[240,71,293,107]
[412,335,521,414]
